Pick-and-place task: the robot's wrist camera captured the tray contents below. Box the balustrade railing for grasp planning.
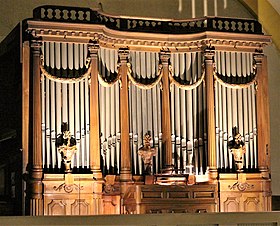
[33,5,263,34]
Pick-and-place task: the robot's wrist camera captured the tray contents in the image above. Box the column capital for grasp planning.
[159,49,171,64]
[88,39,99,57]
[30,38,42,56]
[203,46,215,62]
[118,47,129,63]
[253,49,264,67]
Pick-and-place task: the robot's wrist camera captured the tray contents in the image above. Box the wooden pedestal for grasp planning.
[43,174,103,215]
[219,173,271,212]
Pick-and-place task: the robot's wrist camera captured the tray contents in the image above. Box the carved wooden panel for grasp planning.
[71,199,90,215]
[243,195,260,212]
[103,196,120,215]
[221,196,241,212]
[47,200,67,215]
[124,184,218,214]
[219,173,271,212]
[43,174,103,215]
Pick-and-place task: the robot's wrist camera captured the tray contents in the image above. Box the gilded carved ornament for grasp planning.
[228,182,254,192]
[40,56,92,83]
[98,63,121,87]
[55,123,77,173]
[127,63,163,89]
[168,64,205,90]
[228,127,246,173]
[213,64,257,89]
[53,182,83,193]
[138,134,157,175]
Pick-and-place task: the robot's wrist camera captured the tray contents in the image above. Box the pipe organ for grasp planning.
[41,42,91,171]
[20,5,271,215]
[214,51,258,171]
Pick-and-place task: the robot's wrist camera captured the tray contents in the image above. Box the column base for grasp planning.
[208,167,218,182]
[258,166,269,172]
[120,169,132,182]
[92,169,103,180]
[30,198,43,216]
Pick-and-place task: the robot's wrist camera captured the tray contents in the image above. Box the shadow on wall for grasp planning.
[272,196,280,211]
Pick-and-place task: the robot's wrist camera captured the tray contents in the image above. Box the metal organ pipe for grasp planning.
[192,52,199,174]
[221,51,228,169]
[110,49,116,173]
[197,52,204,174]
[55,42,62,169]
[242,52,249,169]
[44,42,51,169]
[180,53,187,173]
[226,52,233,169]
[186,52,194,174]
[41,41,90,171]
[128,50,162,175]
[169,52,206,175]
[214,52,220,169]
[98,48,120,174]
[236,52,244,145]
[42,45,261,176]
[105,53,111,172]
[215,51,258,171]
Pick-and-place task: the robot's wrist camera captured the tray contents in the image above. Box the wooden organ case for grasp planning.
[21,5,271,215]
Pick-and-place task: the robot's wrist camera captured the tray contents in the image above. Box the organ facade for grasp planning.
[0,5,272,215]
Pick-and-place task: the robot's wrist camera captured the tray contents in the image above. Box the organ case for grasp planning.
[19,5,272,215]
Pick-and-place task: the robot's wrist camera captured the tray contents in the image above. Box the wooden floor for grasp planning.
[0,212,280,226]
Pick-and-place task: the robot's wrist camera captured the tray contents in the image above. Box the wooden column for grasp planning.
[22,40,30,215]
[255,51,270,172]
[30,38,43,216]
[88,41,102,179]
[118,48,132,182]
[160,50,172,169]
[204,47,217,180]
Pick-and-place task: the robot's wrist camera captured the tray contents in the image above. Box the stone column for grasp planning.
[255,51,270,172]
[118,48,132,182]
[160,50,172,170]
[204,47,217,180]
[30,38,43,215]
[88,40,102,179]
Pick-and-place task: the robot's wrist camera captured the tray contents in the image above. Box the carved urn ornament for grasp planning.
[228,127,246,172]
[55,123,77,173]
[138,133,157,175]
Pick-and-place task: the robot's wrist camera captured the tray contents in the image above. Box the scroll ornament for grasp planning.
[228,182,254,192]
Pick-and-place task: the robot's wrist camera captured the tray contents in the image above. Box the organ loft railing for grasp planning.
[23,4,271,215]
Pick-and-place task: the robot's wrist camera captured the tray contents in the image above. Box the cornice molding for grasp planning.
[25,19,271,52]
